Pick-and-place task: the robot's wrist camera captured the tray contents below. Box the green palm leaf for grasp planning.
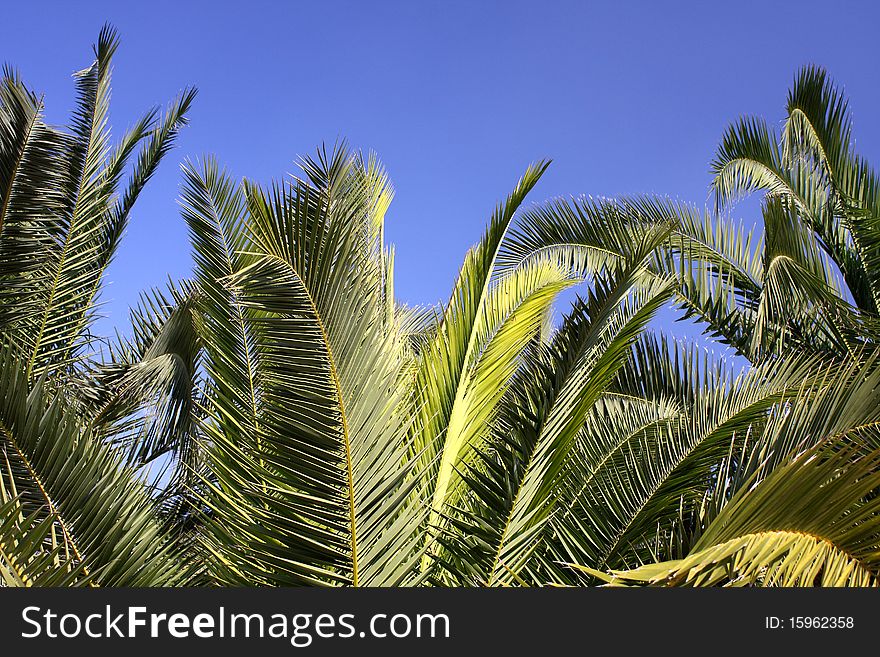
[0,342,185,585]
[188,147,426,586]
[439,229,675,585]
[409,163,570,554]
[15,25,194,380]
[579,440,880,587]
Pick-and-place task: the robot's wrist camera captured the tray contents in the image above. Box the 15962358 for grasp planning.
[765,616,855,630]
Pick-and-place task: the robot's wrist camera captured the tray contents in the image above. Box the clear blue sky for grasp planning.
[2,1,879,351]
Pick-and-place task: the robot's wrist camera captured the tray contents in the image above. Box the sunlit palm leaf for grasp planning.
[579,440,880,587]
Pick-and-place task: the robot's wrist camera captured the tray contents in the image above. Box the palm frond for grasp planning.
[407,163,556,554]
[191,147,426,586]
[546,351,828,578]
[580,440,880,587]
[82,281,201,475]
[17,26,193,380]
[0,70,71,328]
[439,234,675,585]
[0,342,186,585]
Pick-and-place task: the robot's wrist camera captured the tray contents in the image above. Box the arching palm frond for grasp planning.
[569,349,880,586]
[407,163,584,563]
[702,66,880,360]
[0,70,72,328]
[77,280,205,536]
[578,440,880,587]
[437,225,675,586]
[187,147,427,586]
[546,350,830,582]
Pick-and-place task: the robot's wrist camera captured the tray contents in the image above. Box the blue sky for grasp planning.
[2,1,879,351]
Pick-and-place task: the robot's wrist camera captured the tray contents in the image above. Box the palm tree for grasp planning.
[178,149,681,586]
[2,25,880,588]
[607,66,880,586]
[512,67,880,585]
[0,25,196,585]
[0,28,672,586]
[677,65,880,363]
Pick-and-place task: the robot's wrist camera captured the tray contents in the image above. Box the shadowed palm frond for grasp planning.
[0,342,187,585]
